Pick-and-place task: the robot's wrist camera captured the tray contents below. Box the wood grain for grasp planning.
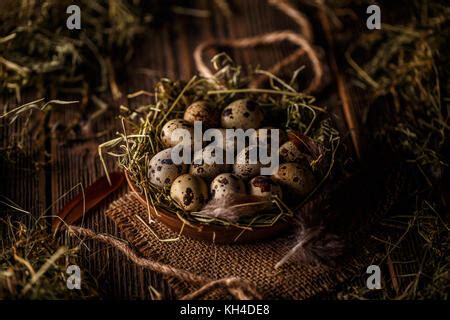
[0,0,421,299]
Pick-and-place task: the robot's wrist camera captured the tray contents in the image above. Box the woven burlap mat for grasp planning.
[104,193,378,299]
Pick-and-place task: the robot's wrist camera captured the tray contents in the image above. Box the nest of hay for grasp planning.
[100,55,342,231]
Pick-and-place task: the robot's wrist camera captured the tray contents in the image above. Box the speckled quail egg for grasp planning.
[205,128,239,156]
[161,119,194,147]
[189,147,231,180]
[250,127,287,146]
[233,146,261,180]
[272,163,316,197]
[170,174,209,211]
[279,140,304,163]
[149,148,187,188]
[207,128,230,145]
[210,173,246,200]
[221,99,264,129]
[248,176,283,200]
[183,101,219,128]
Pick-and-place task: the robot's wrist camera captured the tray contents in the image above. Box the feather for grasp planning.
[276,164,406,268]
[275,191,344,268]
[200,194,273,223]
[275,226,344,268]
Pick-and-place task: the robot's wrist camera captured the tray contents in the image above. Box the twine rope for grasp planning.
[194,0,323,93]
[268,0,313,41]
[67,226,262,300]
[250,47,306,89]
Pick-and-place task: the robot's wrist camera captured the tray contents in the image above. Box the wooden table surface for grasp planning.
[1,0,415,299]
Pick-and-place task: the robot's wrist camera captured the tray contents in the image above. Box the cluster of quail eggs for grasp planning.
[149,99,317,213]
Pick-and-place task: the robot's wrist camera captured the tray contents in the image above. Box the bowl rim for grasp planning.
[124,171,291,244]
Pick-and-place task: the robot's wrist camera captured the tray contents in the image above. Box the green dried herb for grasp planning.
[345,0,449,182]
[0,0,156,103]
[328,0,449,300]
[0,211,98,299]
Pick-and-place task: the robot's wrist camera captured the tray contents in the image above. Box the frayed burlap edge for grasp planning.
[104,193,377,299]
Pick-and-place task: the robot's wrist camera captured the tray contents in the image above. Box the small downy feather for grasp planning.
[275,164,405,269]
[275,192,345,268]
[199,194,273,223]
[275,226,344,268]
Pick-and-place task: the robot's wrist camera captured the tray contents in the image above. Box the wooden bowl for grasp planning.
[125,173,291,244]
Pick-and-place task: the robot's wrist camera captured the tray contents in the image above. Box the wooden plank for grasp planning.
[0,93,47,229]
[48,25,179,299]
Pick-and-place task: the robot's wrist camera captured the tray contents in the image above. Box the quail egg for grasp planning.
[210,173,246,200]
[250,127,287,146]
[161,119,194,147]
[279,140,304,163]
[205,128,240,157]
[272,163,316,197]
[189,147,231,180]
[221,99,264,129]
[233,146,261,180]
[207,128,231,146]
[149,148,187,188]
[170,174,209,211]
[183,101,219,128]
[248,176,283,200]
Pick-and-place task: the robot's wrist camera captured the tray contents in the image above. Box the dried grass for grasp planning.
[99,54,342,230]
